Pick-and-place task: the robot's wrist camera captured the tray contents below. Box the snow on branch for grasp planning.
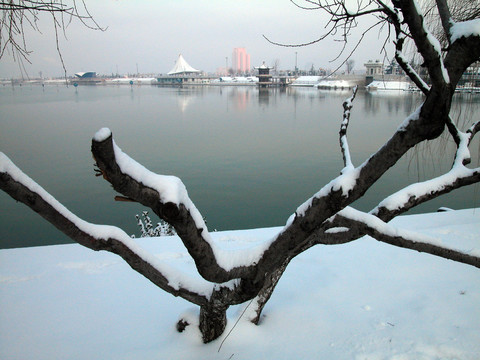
[91,129,271,283]
[395,36,429,94]
[109,131,207,223]
[371,123,480,221]
[450,18,480,43]
[281,92,429,254]
[336,207,480,268]
[316,115,480,256]
[467,120,480,141]
[0,152,218,305]
[445,117,480,166]
[339,86,358,173]
[385,5,430,94]
[390,116,480,219]
[372,164,480,221]
[435,0,453,40]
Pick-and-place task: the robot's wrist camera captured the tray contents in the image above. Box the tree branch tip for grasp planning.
[92,128,113,144]
[114,195,137,203]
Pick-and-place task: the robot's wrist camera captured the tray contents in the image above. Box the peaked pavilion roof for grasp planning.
[167,54,200,75]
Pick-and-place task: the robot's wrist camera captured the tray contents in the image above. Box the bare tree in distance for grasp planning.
[1,0,480,344]
[0,0,104,76]
[272,58,280,75]
[346,58,355,74]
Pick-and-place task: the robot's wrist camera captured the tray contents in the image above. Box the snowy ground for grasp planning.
[1,209,479,360]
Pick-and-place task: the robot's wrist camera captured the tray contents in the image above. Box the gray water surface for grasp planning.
[1,84,478,248]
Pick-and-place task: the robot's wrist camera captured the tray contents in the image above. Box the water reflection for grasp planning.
[363,91,422,115]
[229,87,253,111]
[258,88,270,106]
[177,93,195,113]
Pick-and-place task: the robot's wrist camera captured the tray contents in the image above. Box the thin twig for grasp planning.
[218,299,254,353]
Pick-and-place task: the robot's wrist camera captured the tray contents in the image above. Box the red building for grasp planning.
[232,48,251,74]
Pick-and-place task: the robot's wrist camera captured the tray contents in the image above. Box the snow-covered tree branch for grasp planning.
[335,207,480,268]
[0,153,216,306]
[91,130,258,284]
[339,86,357,172]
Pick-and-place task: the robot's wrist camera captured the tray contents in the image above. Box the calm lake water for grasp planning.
[1,84,479,249]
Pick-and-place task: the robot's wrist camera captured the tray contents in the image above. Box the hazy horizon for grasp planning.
[1,0,394,79]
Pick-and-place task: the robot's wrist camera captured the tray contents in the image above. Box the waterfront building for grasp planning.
[156,54,202,85]
[74,72,96,78]
[167,54,200,75]
[73,71,100,84]
[364,60,383,76]
[254,62,273,87]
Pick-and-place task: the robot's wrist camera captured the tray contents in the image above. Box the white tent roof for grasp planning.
[167,54,200,75]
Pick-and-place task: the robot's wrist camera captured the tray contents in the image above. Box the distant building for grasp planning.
[317,68,328,76]
[72,71,101,84]
[385,59,404,75]
[167,54,201,76]
[156,54,202,86]
[232,48,251,74]
[254,62,273,87]
[459,61,480,87]
[364,60,383,76]
[75,72,96,78]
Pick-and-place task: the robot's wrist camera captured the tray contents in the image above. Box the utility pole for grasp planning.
[295,52,298,76]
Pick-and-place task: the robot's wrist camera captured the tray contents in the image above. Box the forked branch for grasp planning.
[91,129,256,284]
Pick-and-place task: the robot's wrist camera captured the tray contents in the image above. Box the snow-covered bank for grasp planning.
[366,80,411,91]
[1,209,479,359]
[104,77,156,85]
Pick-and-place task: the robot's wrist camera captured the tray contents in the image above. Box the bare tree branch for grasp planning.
[289,0,321,11]
[0,0,105,75]
[263,0,387,70]
[435,0,453,42]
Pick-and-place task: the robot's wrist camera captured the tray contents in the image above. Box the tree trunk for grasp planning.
[197,287,234,343]
[199,302,228,343]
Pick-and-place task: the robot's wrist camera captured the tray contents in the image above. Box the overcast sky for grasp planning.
[1,0,393,78]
